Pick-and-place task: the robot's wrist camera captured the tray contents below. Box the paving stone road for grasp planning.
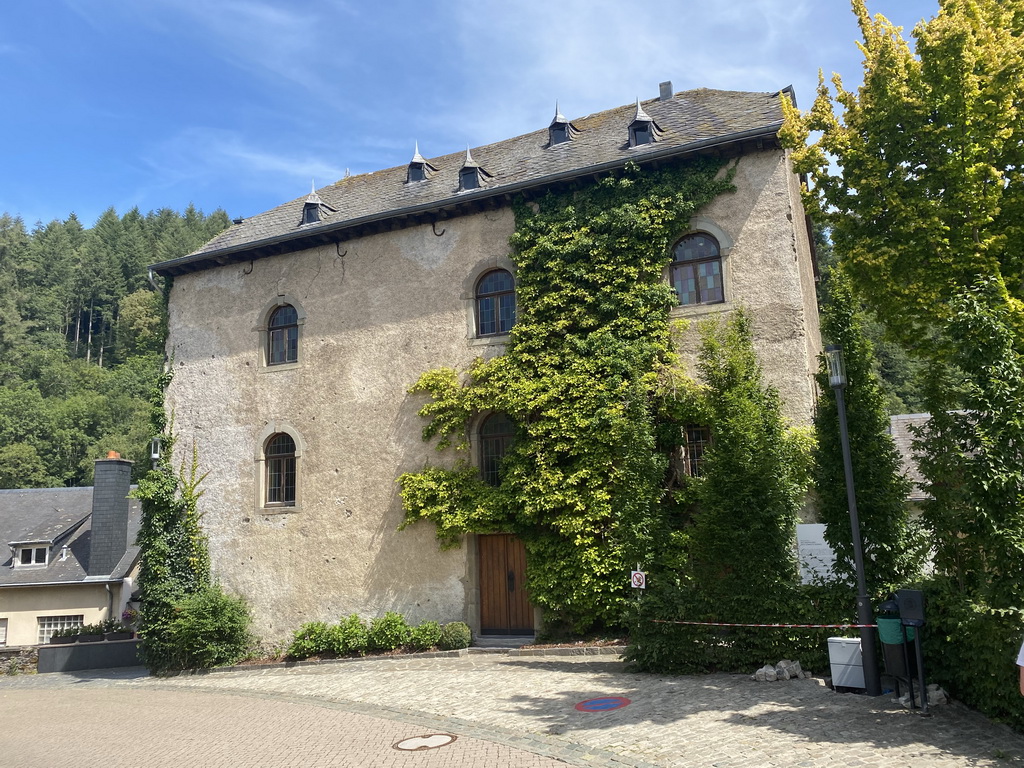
[2,651,1023,767]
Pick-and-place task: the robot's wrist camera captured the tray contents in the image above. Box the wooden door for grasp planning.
[479,534,533,635]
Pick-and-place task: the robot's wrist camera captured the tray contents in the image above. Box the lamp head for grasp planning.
[825,345,846,388]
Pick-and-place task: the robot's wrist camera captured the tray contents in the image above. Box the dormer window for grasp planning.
[459,148,490,192]
[460,167,480,190]
[302,202,321,225]
[16,546,47,567]
[548,103,578,146]
[407,142,437,183]
[299,182,336,226]
[631,123,653,145]
[628,99,662,147]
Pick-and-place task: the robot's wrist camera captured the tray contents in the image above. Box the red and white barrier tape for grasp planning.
[652,619,876,628]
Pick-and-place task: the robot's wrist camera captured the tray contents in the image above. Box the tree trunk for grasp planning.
[85,298,94,363]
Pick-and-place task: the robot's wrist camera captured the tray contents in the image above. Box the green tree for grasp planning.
[687,311,808,604]
[782,0,1024,348]
[813,267,918,594]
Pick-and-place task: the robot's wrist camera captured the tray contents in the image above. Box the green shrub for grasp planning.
[438,621,472,650]
[160,585,253,671]
[922,579,1024,731]
[409,620,442,651]
[331,614,369,656]
[287,621,333,660]
[368,612,411,651]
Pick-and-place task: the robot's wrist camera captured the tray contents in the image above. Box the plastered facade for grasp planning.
[0,581,132,647]
[165,149,820,642]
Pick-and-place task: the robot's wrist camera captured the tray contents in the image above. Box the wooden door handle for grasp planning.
[507,570,515,592]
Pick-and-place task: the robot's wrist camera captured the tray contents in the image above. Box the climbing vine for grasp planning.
[399,159,735,631]
[133,419,252,672]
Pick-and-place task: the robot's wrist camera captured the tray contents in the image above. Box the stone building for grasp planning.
[152,85,821,642]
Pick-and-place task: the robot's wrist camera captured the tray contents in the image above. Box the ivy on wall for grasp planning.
[399,158,736,631]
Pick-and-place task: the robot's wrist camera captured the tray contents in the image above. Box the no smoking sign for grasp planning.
[631,570,646,589]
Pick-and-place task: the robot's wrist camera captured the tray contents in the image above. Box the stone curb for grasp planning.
[161,647,470,676]
[506,645,626,657]
[160,644,626,676]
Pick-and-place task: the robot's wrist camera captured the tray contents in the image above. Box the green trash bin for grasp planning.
[877,616,916,679]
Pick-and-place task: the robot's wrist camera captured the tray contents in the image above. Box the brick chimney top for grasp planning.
[106,450,121,459]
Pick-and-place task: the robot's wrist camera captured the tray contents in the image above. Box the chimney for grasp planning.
[88,455,133,576]
[659,81,673,101]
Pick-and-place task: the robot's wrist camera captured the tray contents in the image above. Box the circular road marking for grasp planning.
[575,696,631,712]
[393,734,457,751]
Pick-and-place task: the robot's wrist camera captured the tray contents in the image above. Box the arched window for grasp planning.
[479,413,514,486]
[268,304,299,365]
[476,270,516,336]
[265,433,296,506]
[670,233,724,306]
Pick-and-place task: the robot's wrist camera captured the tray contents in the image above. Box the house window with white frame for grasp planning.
[16,546,47,567]
[37,615,84,644]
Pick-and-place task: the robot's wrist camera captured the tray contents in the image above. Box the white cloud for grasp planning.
[429,0,818,147]
[142,127,347,195]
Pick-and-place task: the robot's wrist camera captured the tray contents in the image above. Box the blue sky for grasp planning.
[1,0,938,229]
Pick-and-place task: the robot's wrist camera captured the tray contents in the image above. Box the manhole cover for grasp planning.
[393,734,457,751]
[575,696,631,712]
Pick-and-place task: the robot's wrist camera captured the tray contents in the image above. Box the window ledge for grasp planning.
[259,361,302,374]
[469,334,510,348]
[259,505,300,516]
[669,300,733,319]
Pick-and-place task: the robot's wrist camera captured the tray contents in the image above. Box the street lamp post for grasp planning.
[825,344,882,696]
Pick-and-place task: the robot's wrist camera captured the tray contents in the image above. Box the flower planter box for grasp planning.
[38,638,142,673]
[104,632,134,642]
[48,636,76,645]
[77,634,104,643]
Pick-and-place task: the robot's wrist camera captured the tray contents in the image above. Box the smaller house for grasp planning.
[0,455,140,647]
[889,413,931,507]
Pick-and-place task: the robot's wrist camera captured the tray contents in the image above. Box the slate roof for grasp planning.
[889,414,931,502]
[152,87,792,277]
[0,486,141,587]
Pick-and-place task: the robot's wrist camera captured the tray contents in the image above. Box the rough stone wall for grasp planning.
[674,150,821,423]
[164,149,821,643]
[166,208,517,642]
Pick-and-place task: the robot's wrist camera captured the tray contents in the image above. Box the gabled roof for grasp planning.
[0,487,142,587]
[152,87,793,277]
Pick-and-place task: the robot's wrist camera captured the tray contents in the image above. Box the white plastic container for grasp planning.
[828,636,865,688]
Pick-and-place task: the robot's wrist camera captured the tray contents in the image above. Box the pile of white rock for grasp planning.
[751,659,813,682]
[896,682,948,708]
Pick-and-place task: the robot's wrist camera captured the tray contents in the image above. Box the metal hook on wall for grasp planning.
[335,242,348,258]
[432,221,446,237]
[242,261,254,275]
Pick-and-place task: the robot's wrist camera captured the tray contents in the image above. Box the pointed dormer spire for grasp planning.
[300,179,335,226]
[629,98,661,147]
[459,146,489,191]
[633,98,653,124]
[305,179,322,205]
[552,101,567,125]
[548,100,577,146]
[407,141,437,183]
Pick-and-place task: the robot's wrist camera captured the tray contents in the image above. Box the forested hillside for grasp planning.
[0,206,229,488]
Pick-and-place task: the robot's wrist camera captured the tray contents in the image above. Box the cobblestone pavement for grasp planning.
[2,651,1023,767]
